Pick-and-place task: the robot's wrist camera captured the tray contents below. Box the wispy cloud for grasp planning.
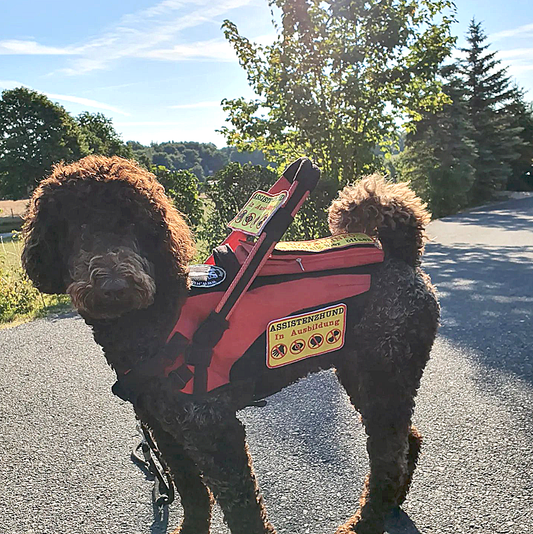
[487,47,533,95]
[492,23,533,41]
[508,65,533,75]
[498,48,533,60]
[169,101,221,109]
[0,40,77,55]
[0,80,27,91]
[46,93,130,116]
[1,0,261,75]
[0,80,129,116]
[60,0,254,74]
[141,39,237,62]
[114,121,187,126]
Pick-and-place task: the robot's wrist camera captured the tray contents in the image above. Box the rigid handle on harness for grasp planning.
[214,158,320,318]
[186,158,320,395]
[283,157,319,186]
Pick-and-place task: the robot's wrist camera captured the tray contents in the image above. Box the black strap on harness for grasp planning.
[130,422,175,507]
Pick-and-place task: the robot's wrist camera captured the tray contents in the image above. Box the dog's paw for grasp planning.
[335,512,385,534]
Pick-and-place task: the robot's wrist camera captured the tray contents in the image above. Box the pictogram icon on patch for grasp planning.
[244,213,256,226]
[228,190,288,236]
[326,329,342,344]
[270,343,287,360]
[266,304,347,368]
[290,339,305,355]
[308,334,324,349]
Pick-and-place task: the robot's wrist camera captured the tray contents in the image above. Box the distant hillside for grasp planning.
[127,141,271,181]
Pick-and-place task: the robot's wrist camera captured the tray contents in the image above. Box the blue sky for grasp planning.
[1,0,532,147]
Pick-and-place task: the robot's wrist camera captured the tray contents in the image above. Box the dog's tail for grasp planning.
[328,175,431,267]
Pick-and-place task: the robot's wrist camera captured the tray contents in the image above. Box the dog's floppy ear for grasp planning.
[22,180,69,294]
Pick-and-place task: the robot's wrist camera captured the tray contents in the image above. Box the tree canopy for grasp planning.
[77,112,132,159]
[221,0,457,182]
[150,165,203,229]
[397,65,477,217]
[128,141,271,181]
[0,87,87,199]
[398,18,533,212]
[219,0,457,236]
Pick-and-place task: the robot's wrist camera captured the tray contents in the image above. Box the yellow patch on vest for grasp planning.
[266,304,347,369]
[228,190,288,236]
[275,233,374,253]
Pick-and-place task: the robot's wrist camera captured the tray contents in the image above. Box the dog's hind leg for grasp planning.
[148,423,213,534]
[334,360,423,534]
[181,412,276,534]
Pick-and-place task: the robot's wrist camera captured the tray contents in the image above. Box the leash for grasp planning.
[130,422,175,507]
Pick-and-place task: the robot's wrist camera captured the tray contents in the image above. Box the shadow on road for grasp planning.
[444,198,533,232]
[424,241,533,385]
[150,500,170,534]
[385,509,422,534]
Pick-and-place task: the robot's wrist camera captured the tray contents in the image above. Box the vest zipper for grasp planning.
[295,257,305,271]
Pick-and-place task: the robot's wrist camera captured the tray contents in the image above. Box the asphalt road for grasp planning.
[1,197,532,534]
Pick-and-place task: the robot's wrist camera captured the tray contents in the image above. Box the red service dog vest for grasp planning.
[163,234,383,394]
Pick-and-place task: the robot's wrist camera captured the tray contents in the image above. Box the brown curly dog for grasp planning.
[22,155,439,534]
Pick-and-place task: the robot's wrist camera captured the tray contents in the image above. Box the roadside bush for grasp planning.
[0,235,69,325]
[0,266,41,322]
[150,165,203,229]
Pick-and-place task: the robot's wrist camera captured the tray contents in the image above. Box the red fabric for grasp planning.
[235,242,384,276]
[168,167,384,394]
[165,273,373,393]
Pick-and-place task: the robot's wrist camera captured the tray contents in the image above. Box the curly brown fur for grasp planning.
[23,159,439,534]
[328,175,431,267]
[23,155,194,297]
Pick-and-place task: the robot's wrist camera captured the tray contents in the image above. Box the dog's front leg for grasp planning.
[182,410,276,534]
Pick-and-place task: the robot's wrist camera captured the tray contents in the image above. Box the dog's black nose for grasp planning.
[101,278,129,300]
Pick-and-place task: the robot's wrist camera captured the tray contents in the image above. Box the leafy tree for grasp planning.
[150,166,203,228]
[152,151,174,169]
[77,112,132,158]
[225,147,270,167]
[199,162,277,251]
[221,0,456,181]
[0,87,87,199]
[458,19,524,201]
[220,0,456,237]
[397,65,477,217]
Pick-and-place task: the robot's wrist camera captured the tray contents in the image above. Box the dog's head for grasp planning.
[22,156,194,319]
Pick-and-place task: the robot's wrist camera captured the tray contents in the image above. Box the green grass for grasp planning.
[0,233,23,268]
[0,232,70,327]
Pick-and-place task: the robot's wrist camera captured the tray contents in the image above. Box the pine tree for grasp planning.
[398,65,477,218]
[459,19,524,201]
[507,93,533,190]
